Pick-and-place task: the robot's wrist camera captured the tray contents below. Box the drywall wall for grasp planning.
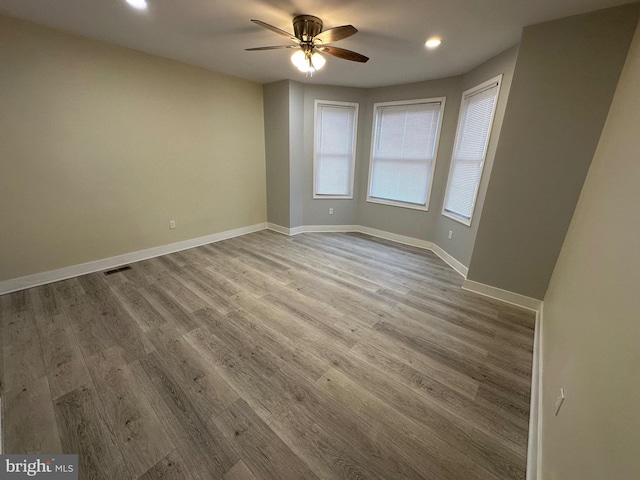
[264,50,516,254]
[540,16,640,479]
[301,84,367,227]
[356,76,463,241]
[467,4,640,299]
[264,80,291,228]
[263,79,308,230]
[433,45,519,267]
[0,14,267,282]
[289,81,305,229]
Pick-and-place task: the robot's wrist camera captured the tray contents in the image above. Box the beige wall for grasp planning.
[0,15,266,282]
[540,17,640,479]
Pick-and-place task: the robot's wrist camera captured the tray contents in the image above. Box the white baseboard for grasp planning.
[3,221,537,317]
[462,279,542,312]
[267,223,432,246]
[462,275,544,480]
[4,219,544,475]
[298,224,361,234]
[266,222,292,235]
[357,226,472,277]
[527,304,544,480]
[0,223,267,295]
[429,243,469,278]
[267,223,361,236]
[275,224,538,314]
[356,225,434,250]
[266,223,469,278]
[3,220,544,474]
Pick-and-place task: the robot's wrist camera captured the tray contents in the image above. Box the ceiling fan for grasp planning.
[246,15,369,76]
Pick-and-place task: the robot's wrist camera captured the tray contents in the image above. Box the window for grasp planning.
[443,75,502,225]
[313,100,359,198]
[367,98,445,210]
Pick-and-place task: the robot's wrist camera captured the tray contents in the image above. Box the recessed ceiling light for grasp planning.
[126,0,148,10]
[425,38,442,49]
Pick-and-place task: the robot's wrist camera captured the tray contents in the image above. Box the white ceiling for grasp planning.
[0,0,632,88]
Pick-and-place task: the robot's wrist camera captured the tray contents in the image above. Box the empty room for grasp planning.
[0,0,639,479]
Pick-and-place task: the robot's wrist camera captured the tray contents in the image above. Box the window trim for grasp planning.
[442,75,503,226]
[313,99,359,200]
[366,97,446,211]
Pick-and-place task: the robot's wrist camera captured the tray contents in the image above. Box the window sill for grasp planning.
[366,197,429,212]
[313,194,354,200]
[442,210,472,226]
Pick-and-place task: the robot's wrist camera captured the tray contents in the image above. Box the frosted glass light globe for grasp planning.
[291,50,307,69]
[126,0,148,10]
[311,52,326,70]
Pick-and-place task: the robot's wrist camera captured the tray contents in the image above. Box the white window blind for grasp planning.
[443,76,502,225]
[367,99,444,209]
[314,101,358,198]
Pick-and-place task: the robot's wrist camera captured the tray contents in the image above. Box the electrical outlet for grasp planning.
[169,220,176,229]
[448,230,453,239]
[329,208,334,215]
[555,388,566,416]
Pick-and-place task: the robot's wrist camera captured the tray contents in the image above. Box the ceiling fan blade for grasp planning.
[245,45,300,51]
[314,25,358,44]
[317,45,369,63]
[251,19,299,43]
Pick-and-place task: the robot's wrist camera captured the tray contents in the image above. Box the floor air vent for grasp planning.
[103,265,132,275]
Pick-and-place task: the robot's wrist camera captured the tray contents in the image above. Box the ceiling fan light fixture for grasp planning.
[291,50,325,74]
[250,15,368,76]
[126,0,148,10]
[291,50,307,69]
[425,37,442,49]
[311,52,326,70]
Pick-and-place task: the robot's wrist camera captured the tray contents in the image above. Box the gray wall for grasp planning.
[302,84,366,227]
[264,49,518,251]
[467,4,640,299]
[264,80,291,228]
[433,46,519,266]
[355,77,463,241]
[289,81,305,228]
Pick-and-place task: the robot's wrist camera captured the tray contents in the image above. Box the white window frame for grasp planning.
[313,100,359,199]
[366,97,446,211]
[442,75,502,226]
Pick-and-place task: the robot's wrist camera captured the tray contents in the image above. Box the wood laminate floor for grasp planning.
[0,231,535,480]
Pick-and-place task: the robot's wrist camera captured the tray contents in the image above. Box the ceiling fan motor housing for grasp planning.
[293,15,323,42]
